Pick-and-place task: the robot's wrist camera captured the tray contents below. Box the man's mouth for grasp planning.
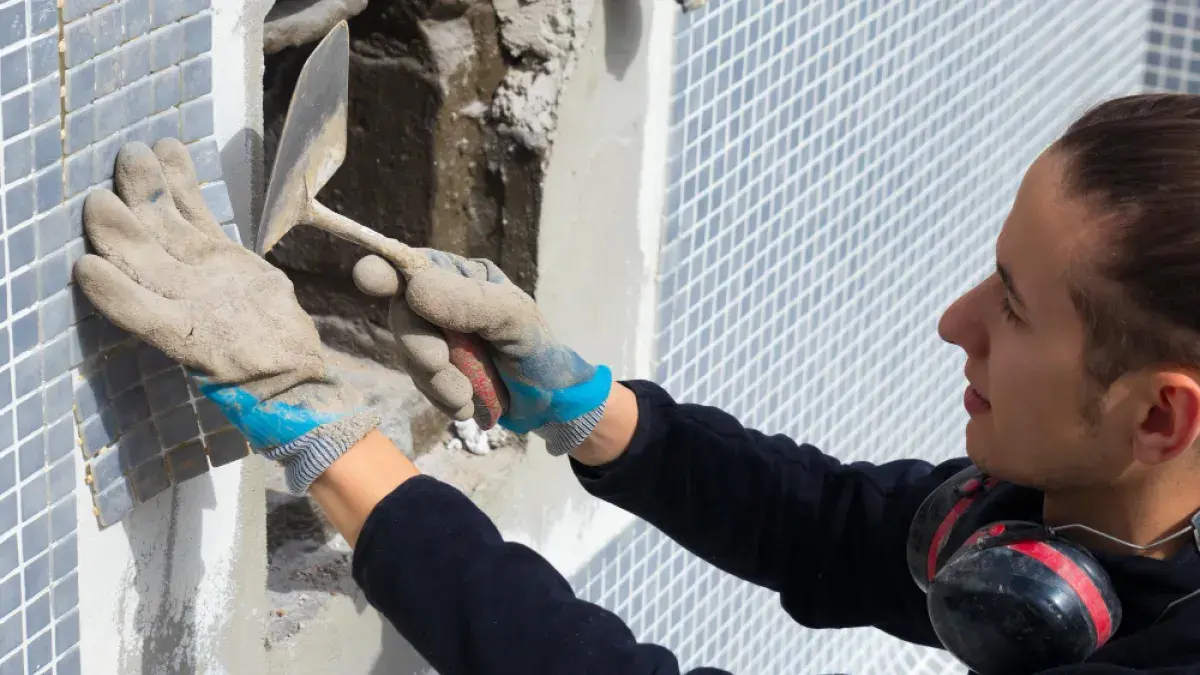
[964,386,991,415]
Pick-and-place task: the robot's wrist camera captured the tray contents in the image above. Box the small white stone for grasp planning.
[452,419,492,455]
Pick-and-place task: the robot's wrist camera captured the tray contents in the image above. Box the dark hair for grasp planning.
[1056,93,1200,392]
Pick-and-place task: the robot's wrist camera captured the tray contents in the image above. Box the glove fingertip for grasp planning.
[353,255,401,298]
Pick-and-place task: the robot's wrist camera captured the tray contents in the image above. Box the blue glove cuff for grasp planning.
[499,365,613,435]
[194,378,342,451]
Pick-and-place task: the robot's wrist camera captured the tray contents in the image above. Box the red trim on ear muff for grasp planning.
[926,477,1002,581]
[1007,540,1115,646]
[927,495,976,581]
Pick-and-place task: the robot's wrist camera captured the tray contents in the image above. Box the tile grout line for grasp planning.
[53,0,64,196]
[16,0,38,665]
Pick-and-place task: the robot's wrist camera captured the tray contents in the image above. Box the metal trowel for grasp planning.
[255,20,508,429]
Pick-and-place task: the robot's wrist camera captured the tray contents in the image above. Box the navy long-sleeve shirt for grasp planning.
[351,380,1200,673]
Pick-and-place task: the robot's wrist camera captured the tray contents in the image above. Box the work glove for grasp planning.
[73,139,380,495]
[351,250,612,456]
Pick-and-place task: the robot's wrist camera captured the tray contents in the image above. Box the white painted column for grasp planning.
[475,0,676,579]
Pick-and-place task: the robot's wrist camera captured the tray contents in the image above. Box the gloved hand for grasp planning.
[351,250,612,456]
[73,139,380,494]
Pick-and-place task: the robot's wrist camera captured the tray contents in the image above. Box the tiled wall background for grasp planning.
[0,0,243,671]
[1146,0,1200,92]
[572,1,1146,673]
[63,0,251,532]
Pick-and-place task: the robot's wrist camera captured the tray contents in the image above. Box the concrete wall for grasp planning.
[260,0,595,367]
[493,0,675,578]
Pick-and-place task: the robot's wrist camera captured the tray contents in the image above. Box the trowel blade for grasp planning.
[255,20,351,256]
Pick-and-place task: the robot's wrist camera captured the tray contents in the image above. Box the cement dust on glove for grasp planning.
[75,139,380,494]
[352,250,612,456]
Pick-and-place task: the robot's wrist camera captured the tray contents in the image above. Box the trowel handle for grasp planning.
[306,202,509,429]
[307,202,429,275]
[444,332,509,430]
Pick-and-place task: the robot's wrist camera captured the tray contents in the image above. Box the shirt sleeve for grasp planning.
[571,379,971,645]
[351,473,734,675]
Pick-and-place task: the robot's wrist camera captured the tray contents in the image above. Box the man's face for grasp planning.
[937,149,1135,490]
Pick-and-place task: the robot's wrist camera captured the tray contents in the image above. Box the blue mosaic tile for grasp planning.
[42,0,247,553]
[567,2,1154,674]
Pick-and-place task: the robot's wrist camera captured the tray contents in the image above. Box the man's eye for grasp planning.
[1000,297,1021,324]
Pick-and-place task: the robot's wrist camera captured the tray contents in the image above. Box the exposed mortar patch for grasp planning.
[260,0,594,363]
[491,0,594,153]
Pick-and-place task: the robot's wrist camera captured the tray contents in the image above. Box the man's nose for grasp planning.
[937,287,988,359]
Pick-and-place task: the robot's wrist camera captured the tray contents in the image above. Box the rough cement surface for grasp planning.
[491,0,595,153]
[261,0,594,362]
[219,459,270,675]
[320,347,426,454]
[265,477,357,648]
[265,0,371,54]
[310,308,405,368]
[264,346,523,672]
[87,460,268,675]
[422,14,477,93]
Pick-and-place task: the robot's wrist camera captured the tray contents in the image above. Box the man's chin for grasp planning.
[964,444,1030,486]
[964,445,988,471]
[963,432,1003,477]
[963,422,986,464]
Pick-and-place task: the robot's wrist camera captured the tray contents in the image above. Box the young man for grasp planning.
[75,94,1200,674]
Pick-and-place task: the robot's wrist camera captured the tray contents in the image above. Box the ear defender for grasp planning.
[906,466,1122,675]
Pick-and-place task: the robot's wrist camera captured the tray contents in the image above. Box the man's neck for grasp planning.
[1042,478,1200,559]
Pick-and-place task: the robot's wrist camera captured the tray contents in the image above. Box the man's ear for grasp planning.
[1133,371,1200,465]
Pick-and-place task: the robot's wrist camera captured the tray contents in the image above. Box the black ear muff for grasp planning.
[928,520,1121,675]
[908,467,1122,675]
[907,465,1006,590]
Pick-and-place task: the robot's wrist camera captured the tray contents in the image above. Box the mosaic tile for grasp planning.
[0,0,230,664]
[569,2,1149,674]
[51,0,251,547]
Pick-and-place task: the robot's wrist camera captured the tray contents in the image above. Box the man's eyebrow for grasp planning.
[997,263,1025,308]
